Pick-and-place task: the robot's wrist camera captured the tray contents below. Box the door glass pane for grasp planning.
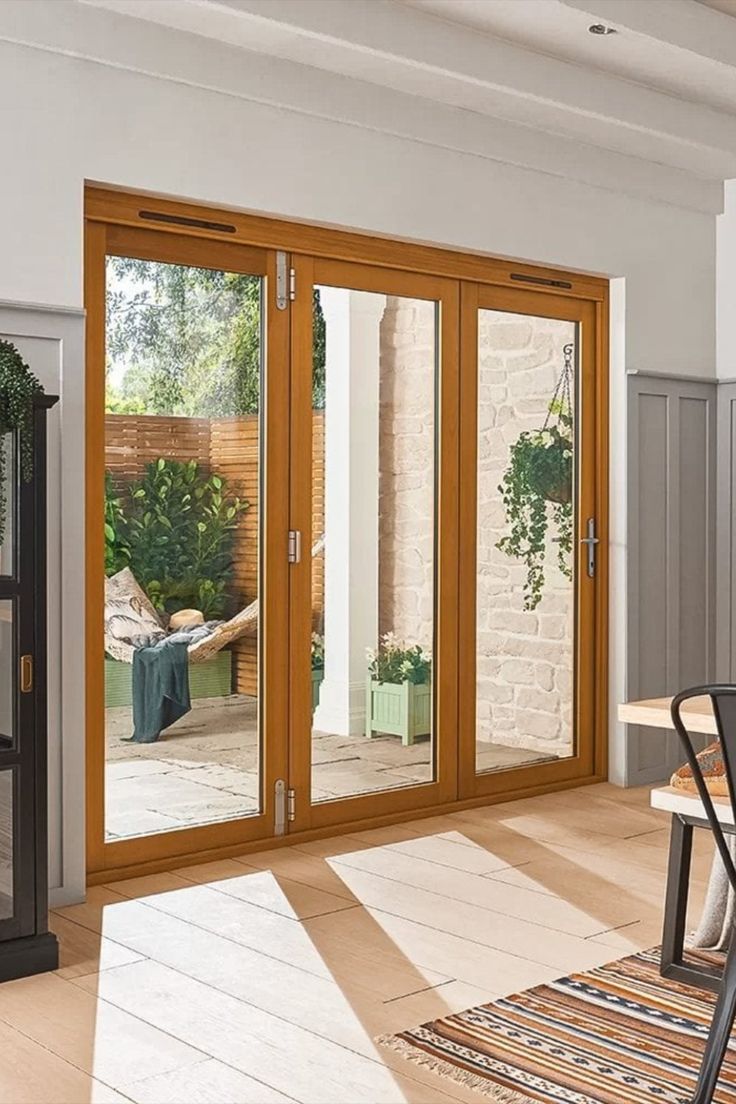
[476,310,577,773]
[311,287,436,802]
[0,600,13,748]
[0,432,14,576]
[103,257,262,840]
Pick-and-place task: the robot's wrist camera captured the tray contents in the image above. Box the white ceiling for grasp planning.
[698,0,736,17]
[403,0,736,113]
[12,0,736,213]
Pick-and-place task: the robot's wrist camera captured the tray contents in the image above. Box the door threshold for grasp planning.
[87,771,605,885]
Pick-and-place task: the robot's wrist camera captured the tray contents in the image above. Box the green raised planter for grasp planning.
[365,678,431,746]
[311,666,324,713]
[104,650,233,709]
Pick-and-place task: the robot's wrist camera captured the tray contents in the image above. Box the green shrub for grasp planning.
[105,457,248,619]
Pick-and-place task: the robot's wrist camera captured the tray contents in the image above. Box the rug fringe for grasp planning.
[377,1034,536,1102]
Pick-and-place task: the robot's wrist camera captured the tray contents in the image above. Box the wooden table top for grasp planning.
[619,695,728,820]
[650,784,732,823]
[617,695,717,736]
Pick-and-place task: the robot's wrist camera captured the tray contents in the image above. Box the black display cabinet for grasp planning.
[0,395,59,981]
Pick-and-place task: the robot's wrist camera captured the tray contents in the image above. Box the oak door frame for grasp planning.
[84,219,291,877]
[458,282,609,799]
[84,185,609,881]
[287,256,460,831]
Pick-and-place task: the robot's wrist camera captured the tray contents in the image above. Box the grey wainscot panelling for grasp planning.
[0,302,85,905]
[626,372,717,785]
[716,381,736,683]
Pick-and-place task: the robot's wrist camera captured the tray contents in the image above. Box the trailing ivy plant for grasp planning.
[496,404,573,611]
[0,341,43,547]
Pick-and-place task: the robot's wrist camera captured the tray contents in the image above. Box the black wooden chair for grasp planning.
[671,685,736,1104]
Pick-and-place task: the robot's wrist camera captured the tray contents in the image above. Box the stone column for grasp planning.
[312,288,385,737]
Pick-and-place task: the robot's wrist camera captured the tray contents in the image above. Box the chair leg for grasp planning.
[662,814,693,975]
[691,936,736,1104]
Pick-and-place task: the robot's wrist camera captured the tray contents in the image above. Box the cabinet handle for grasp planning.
[19,655,33,694]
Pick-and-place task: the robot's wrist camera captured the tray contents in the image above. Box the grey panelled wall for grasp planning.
[626,373,717,785]
[716,383,736,682]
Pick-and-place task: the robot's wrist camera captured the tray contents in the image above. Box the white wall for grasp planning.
[0,17,719,899]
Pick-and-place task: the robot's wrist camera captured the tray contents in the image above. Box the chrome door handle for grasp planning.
[580,517,599,579]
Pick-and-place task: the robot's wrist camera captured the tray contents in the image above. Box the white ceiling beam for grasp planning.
[171,0,736,176]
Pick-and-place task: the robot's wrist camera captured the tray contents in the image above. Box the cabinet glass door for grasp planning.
[0,770,12,920]
[0,435,14,578]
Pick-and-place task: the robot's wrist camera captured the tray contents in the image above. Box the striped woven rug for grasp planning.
[380,948,735,1103]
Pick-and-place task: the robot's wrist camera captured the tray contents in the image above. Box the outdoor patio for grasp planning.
[104,695,557,838]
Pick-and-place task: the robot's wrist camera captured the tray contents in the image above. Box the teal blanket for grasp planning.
[130,640,191,743]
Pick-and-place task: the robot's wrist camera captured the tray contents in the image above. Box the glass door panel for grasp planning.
[310,287,437,802]
[103,255,264,840]
[476,309,577,774]
[289,258,459,830]
[459,284,600,798]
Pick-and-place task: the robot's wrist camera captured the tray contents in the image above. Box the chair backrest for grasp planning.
[671,685,736,894]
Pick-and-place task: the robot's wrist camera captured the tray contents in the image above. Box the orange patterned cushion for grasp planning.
[671,739,729,796]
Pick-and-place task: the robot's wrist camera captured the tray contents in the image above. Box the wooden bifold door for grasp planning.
[85,188,607,882]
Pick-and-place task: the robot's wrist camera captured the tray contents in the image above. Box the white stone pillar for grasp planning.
[313,288,385,737]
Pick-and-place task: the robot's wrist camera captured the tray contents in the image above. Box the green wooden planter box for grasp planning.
[311,667,324,712]
[365,678,431,746]
[104,651,233,709]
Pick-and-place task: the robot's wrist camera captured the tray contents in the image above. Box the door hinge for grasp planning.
[274,779,286,835]
[287,529,301,564]
[287,788,296,822]
[580,517,599,579]
[276,251,289,310]
[289,267,296,301]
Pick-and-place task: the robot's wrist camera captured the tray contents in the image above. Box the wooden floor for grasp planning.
[0,783,716,1103]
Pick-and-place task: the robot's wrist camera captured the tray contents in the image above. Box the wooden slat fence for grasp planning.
[105,411,325,696]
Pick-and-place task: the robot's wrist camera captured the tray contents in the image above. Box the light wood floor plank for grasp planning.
[0,1019,132,1103]
[0,971,207,1088]
[13,784,711,1104]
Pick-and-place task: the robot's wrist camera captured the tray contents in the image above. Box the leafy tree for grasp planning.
[106,258,326,415]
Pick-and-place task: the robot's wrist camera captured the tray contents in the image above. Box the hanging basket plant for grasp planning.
[0,340,43,546]
[496,342,574,611]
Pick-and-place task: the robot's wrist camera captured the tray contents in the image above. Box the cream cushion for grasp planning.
[104,568,163,663]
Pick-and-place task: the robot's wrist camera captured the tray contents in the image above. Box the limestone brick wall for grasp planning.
[476,310,575,756]
[375,301,574,758]
[377,296,435,651]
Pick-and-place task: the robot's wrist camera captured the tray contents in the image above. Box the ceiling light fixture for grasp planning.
[588,23,617,35]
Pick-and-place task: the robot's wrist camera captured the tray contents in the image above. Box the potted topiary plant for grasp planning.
[0,341,44,548]
[365,633,431,746]
[496,342,574,611]
[311,632,324,712]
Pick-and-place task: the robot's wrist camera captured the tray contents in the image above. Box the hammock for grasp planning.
[105,537,325,666]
